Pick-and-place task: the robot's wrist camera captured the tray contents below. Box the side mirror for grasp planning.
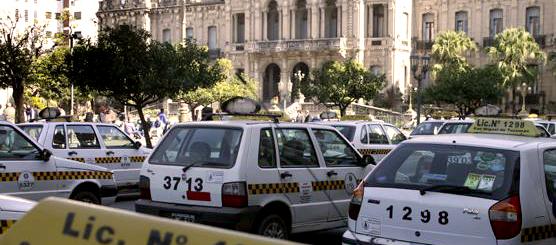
[41,149,52,162]
[360,155,376,166]
[551,135,556,139]
[133,141,142,150]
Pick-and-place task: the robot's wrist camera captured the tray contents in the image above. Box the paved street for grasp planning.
[109,196,345,245]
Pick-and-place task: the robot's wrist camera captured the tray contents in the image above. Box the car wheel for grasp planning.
[257,214,289,239]
[71,191,100,204]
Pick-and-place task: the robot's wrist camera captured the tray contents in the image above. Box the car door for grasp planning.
[383,124,407,145]
[275,127,329,225]
[360,124,391,163]
[0,124,58,201]
[65,124,106,167]
[312,128,366,222]
[537,147,556,244]
[96,125,145,185]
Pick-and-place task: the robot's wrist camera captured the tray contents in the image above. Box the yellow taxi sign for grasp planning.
[0,197,298,245]
[467,118,539,137]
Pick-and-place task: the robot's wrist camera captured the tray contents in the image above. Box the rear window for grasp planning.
[332,125,356,141]
[19,125,43,141]
[438,123,471,134]
[149,127,242,168]
[366,144,519,200]
[410,122,444,136]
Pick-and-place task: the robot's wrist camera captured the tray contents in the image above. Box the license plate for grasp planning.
[371,237,424,245]
[171,213,195,222]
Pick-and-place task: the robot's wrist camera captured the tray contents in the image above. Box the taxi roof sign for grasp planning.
[467,118,539,137]
[0,197,298,245]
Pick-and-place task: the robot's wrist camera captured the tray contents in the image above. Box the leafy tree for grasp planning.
[431,31,477,75]
[68,25,219,148]
[373,85,403,111]
[301,59,385,116]
[179,59,257,119]
[424,66,503,117]
[0,18,46,122]
[487,28,546,88]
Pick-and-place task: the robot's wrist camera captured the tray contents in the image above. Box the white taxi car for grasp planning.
[0,195,35,235]
[344,118,556,245]
[315,121,407,163]
[135,121,375,239]
[0,122,116,205]
[18,122,151,192]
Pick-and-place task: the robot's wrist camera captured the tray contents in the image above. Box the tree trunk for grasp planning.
[136,106,153,148]
[13,82,25,123]
[339,105,347,117]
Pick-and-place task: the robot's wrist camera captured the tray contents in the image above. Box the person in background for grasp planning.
[4,103,15,123]
[24,104,37,122]
[158,108,169,133]
[84,112,94,122]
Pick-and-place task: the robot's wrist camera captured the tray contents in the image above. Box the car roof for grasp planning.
[407,133,554,150]
[172,121,338,129]
[313,120,389,126]
[18,122,116,127]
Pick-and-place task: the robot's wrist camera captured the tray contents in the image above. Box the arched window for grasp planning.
[455,11,468,33]
[267,0,279,40]
[325,0,338,38]
[490,9,503,37]
[422,13,434,41]
[526,6,541,37]
[295,0,308,39]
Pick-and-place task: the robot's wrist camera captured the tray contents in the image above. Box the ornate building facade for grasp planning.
[97,0,412,106]
[412,0,556,113]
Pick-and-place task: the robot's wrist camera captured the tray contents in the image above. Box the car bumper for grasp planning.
[342,230,430,245]
[135,199,260,232]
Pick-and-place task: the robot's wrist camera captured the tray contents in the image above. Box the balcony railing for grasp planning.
[252,38,344,53]
[412,39,434,50]
[208,48,221,59]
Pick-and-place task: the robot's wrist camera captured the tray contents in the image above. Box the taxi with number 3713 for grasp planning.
[135,97,375,239]
[344,118,556,245]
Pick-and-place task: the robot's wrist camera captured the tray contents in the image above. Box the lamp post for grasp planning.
[66,29,82,116]
[516,82,532,117]
[293,70,305,102]
[410,54,430,125]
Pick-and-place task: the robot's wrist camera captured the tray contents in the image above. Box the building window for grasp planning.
[24,10,28,22]
[55,12,61,20]
[74,12,81,20]
[490,9,503,37]
[295,0,308,39]
[526,6,541,37]
[402,12,409,40]
[372,4,385,37]
[233,13,245,43]
[45,12,52,19]
[370,65,382,76]
[15,9,19,21]
[325,0,338,38]
[422,13,434,42]
[162,28,171,43]
[455,11,468,33]
[208,26,217,49]
[186,27,193,40]
[267,0,279,40]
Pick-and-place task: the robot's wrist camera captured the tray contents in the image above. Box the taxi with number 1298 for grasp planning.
[344,118,556,245]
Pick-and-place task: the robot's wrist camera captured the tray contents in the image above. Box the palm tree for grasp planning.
[431,31,478,74]
[487,28,546,88]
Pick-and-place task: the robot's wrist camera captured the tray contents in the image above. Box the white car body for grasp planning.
[18,122,152,191]
[314,121,407,163]
[0,122,117,207]
[0,195,35,235]
[135,121,375,238]
[343,133,556,245]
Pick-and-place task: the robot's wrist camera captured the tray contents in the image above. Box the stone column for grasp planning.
[320,5,325,38]
[280,59,289,106]
[262,11,267,40]
[310,4,319,38]
[387,3,392,38]
[291,9,296,39]
[254,9,261,41]
[337,4,342,37]
[245,10,251,42]
[279,8,283,40]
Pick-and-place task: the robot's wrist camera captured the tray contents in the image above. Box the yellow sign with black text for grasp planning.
[467,118,539,137]
[0,198,297,245]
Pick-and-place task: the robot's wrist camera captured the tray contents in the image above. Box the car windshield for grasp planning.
[332,125,356,141]
[410,122,445,136]
[438,122,472,134]
[149,126,243,168]
[19,125,43,141]
[365,143,519,200]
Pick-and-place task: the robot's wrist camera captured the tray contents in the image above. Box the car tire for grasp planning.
[256,214,289,239]
[71,191,100,205]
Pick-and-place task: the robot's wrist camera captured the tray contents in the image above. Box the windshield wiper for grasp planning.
[181,161,223,173]
[419,184,489,196]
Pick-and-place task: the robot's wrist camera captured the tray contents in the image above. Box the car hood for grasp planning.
[0,195,36,212]
[53,156,110,172]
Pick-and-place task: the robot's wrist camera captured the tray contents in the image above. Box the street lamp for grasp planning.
[516,82,532,117]
[410,54,430,124]
[293,70,305,102]
[67,31,82,116]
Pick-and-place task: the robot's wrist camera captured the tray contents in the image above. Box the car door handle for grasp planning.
[68,151,78,156]
[280,172,292,179]
[327,170,338,177]
[106,151,115,156]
